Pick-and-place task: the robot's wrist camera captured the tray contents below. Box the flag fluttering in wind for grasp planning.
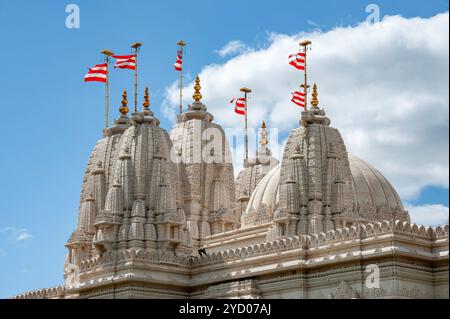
[231,97,246,115]
[84,63,108,82]
[288,52,305,70]
[174,51,183,71]
[291,91,306,107]
[112,54,136,70]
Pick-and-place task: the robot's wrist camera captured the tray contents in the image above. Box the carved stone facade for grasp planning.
[169,78,238,247]
[13,81,448,299]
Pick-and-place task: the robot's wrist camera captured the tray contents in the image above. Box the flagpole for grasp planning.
[240,87,252,167]
[299,40,311,111]
[131,42,142,113]
[101,49,114,128]
[177,40,186,114]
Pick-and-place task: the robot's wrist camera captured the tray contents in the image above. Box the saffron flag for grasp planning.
[288,52,305,70]
[291,91,305,107]
[112,54,136,70]
[84,63,107,83]
[231,97,246,115]
[174,51,182,71]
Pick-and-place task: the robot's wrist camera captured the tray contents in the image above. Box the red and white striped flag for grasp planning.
[291,91,305,107]
[288,52,305,70]
[174,51,182,71]
[84,63,107,83]
[231,97,246,115]
[112,54,136,70]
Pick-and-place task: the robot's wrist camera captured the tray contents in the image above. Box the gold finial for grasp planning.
[193,75,202,102]
[177,40,186,47]
[120,90,129,115]
[311,83,319,108]
[143,87,150,109]
[261,120,266,129]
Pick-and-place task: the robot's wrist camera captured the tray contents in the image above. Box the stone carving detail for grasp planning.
[333,281,358,299]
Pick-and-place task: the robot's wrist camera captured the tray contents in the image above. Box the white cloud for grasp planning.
[1,227,32,242]
[163,12,449,201]
[216,40,250,57]
[405,203,449,226]
[15,231,32,242]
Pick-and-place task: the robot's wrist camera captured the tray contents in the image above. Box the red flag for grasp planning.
[288,52,305,70]
[291,91,305,107]
[174,51,182,71]
[84,63,107,83]
[231,97,246,115]
[112,54,136,70]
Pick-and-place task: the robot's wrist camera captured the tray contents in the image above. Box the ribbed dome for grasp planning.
[348,154,406,220]
[241,155,408,228]
[241,164,280,227]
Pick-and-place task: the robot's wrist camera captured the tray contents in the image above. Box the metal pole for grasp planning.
[134,50,138,113]
[106,55,109,128]
[244,92,248,163]
[177,40,186,114]
[101,49,114,128]
[240,87,252,167]
[180,67,183,113]
[131,42,142,113]
[300,40,311,110]
[304,45,308,110]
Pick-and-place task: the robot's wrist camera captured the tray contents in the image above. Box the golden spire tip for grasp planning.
[193,75,202,102]
[311,83,319,108]
[120,90,129,115]
[261,120,266,129]
[143,87,150,109]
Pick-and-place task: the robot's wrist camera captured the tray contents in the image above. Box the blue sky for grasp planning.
[0,0,448,298]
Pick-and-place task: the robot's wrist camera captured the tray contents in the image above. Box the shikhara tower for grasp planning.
[13,45,448,299]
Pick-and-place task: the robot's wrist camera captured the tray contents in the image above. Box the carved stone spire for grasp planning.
[259,121,268,147]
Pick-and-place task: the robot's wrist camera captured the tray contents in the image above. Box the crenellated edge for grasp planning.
[191,221,449,266]
[11,286,65,299]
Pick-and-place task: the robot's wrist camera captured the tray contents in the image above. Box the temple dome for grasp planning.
[241,164,280,227]
[242,154,408,229]
[348,154,405,214]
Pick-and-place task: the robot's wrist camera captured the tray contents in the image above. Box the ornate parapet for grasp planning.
[12,286,65,299]
[78,248,192,272]
[191,220,449,266]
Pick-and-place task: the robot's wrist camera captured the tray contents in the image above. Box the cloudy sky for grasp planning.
[0,0,448,298]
